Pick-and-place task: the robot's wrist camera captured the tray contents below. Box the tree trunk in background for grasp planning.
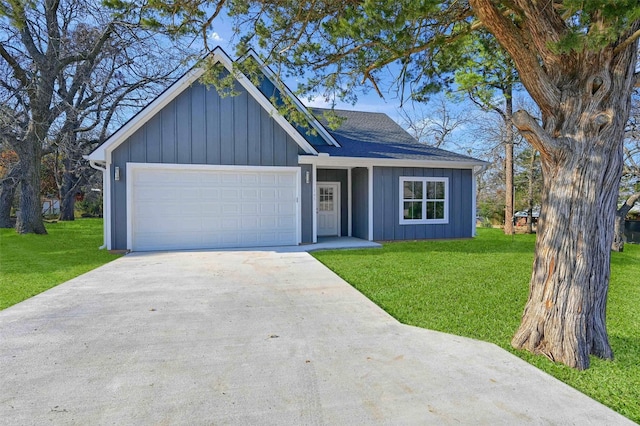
[59,174,77,221]
[15,129,47,234]
[58,155,80,221]
[612,192,640,252]
[0,161,22,228]
[504,93,514,235]
[526,150,537,234]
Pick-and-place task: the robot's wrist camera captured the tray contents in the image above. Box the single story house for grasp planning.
[87,47,485,252]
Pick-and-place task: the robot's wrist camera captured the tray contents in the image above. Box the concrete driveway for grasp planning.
[0,250,632,425]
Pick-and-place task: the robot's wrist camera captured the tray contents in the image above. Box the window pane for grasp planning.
[426,181,445,200]
[404,181,422,199]
[426,201,434,219]
[414,181,423,199]
[426,182,435,199]
[426,201,445,219]
[404,201,423,220]
[435,182,445,199]
[403,182,413,198]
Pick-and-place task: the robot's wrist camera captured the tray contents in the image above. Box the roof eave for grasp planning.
[298,154,487,169]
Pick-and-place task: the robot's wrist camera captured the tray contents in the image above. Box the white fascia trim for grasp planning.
[243,51,341,148]
[88,46,317,163]
[126,163,302,251]
[299,155,485,169]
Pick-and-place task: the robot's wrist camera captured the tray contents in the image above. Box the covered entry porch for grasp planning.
[312,166,372,243]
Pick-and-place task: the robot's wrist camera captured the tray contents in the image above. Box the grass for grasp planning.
[312,229,640,423]
[1,221,637,420]
[0,218,121,310]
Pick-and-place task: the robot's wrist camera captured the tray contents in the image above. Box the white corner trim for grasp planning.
[312,164,318,243]
[88,160,109,249]
[126,163,134,251]
[367,166,374,241]
[471,172,478,237]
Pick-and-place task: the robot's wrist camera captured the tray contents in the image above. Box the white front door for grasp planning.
[317,182,340,236]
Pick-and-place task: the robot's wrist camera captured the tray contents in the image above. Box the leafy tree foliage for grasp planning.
[121,0,639,370]
[0,0,192,228]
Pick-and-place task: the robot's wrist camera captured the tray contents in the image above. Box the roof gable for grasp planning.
[239,51,340,148]
[88,47,318,162]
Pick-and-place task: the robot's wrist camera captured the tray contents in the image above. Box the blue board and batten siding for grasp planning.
[300,164,314,243]
[351,167,369,240]
[372,167,474,241]
[110,79,306,250]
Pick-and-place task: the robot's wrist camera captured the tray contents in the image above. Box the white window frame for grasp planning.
[399,176,449,225]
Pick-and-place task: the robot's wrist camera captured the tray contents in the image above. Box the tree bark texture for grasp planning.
[470,0,640,369]
[59,166,79,221]
[0,161,22,228]
[612,192,640,252]
[510,58,636,370]
[15,129,47,234]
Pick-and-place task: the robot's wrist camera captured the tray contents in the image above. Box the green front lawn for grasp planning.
[313,229,640,423]
[0,219,121,310]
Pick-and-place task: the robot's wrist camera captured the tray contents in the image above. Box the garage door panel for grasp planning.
[221,204,239,215]
[221,189,240,200]
[241,204,259,215]
[278,204,296,214]
[130,166,299,251]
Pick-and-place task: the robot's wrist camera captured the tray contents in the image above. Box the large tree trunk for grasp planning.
[504,93,514,235]
[466,0,640,369]
[511,52,636,369]
[612,192,640,252]
[0,161,22,228]
[15,131,47,234]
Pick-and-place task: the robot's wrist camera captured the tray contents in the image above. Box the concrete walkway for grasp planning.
[0,250,632,425]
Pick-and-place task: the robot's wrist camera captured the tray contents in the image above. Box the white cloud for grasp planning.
[209,32,223,42]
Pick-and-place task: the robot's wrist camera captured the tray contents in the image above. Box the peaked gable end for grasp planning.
[88,47,317,163]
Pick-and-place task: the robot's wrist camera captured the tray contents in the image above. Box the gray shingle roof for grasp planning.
[311,108,482,164]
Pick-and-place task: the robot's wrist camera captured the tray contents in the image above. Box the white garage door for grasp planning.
[128,165,299,251]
